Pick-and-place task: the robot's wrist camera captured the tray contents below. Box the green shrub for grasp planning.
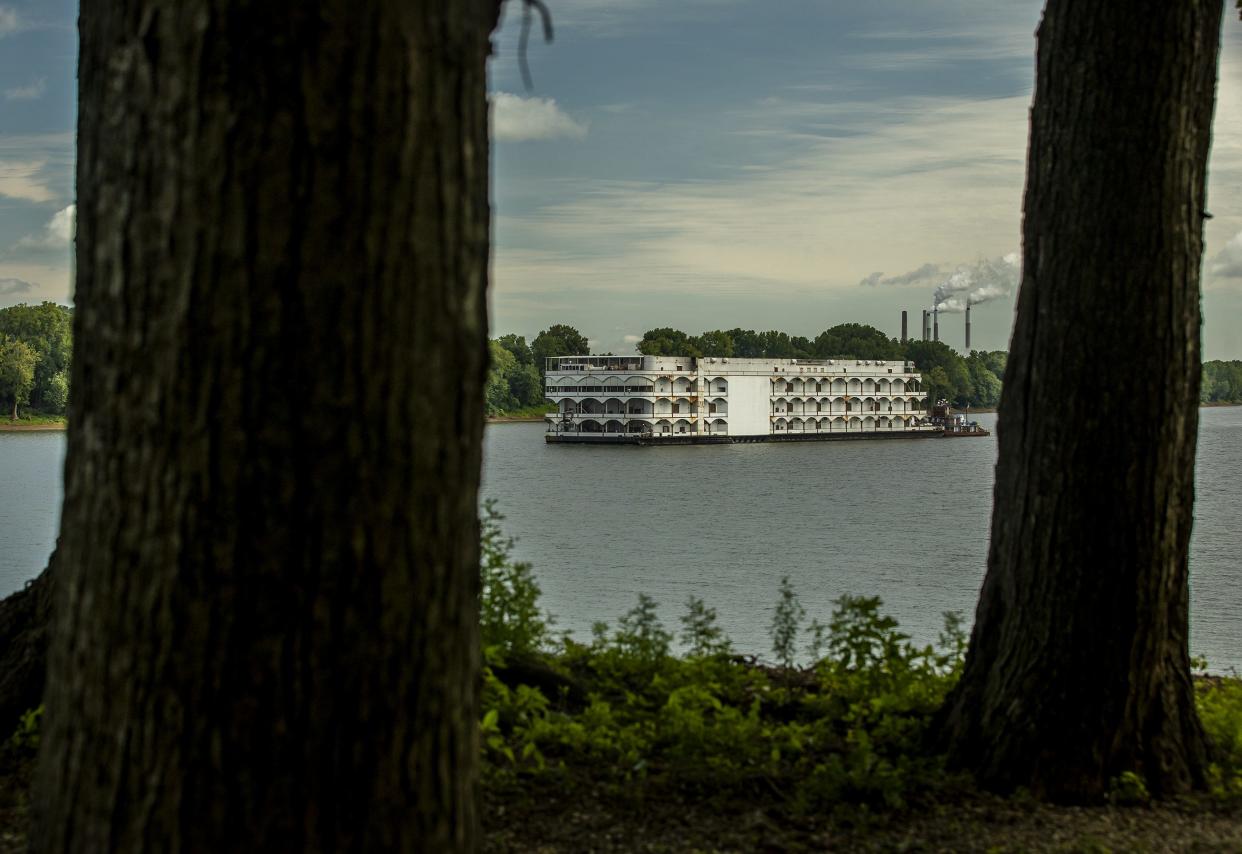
[679,596,731,658]
[610,593,673,667]
[7,706,42,756]
[1199,677,1242,800]
[479,500,553,661]
[1107,770,1151,805]
[770,576,805,670]
[476,512,969,812]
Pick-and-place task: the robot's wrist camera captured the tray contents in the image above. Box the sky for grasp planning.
[1,1,1240,358]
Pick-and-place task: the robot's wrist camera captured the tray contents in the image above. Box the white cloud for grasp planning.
[492,92,588,142]
[4,78,46,101]
[0,159,56,202]
[494,92,1028,299]
[622,334,642,344]
[1208,231,1242,280]
[0,7,18,38]
[527,0,742,34]
[17,204,75,248]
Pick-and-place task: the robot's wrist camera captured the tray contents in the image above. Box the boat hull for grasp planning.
[544,428,984,446]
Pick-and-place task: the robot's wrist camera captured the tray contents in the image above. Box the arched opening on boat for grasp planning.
[624,376,655,394]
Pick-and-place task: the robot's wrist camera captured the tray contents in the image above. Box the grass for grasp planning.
[487,403,556,421]
[0,410,65,429]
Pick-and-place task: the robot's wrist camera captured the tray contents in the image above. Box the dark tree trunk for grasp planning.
[0,564,53,736]
[938,0,1223,801]
[34,1,499,849]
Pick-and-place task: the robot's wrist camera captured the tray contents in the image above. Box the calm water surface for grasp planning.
[2,410,1238,669]
[0,432,64,589]
[481,409,1242,671]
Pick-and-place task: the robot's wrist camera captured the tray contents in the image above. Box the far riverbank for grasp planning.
[0,420,66,432]
[7,402,1239,432]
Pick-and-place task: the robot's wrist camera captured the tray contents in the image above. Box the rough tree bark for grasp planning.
[33,1,500,849]
[937,0,1223,801]
[0,564,53,736]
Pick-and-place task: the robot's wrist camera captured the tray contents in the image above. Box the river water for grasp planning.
[2,409,1239,669]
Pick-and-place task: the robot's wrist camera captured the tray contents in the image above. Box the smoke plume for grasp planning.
[859,262,942,288]
[931,253,1019,313]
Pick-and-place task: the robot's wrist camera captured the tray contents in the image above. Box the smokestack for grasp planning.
[921,310,928,341]
[933,306,939,343]
[965,304,972,351]
[901,310,908,343]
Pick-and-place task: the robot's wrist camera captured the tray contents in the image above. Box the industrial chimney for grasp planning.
[922,310,929,341]
[901,310,908,343]
[965,304,972,351]
[933,306,939,343]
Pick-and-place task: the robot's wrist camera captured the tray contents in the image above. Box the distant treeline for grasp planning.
[633,324,1007,409]
[1202,361,1242,404]
[486,322,1007,411]
[0,302,72,419]
[485,325,589,416]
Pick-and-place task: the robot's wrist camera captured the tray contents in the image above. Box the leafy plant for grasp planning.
[806,618,828,664]
[1198,677,1242,800]
[479,500,553,661]
[770,576,805,670]
[1107,770,1150,806]
[7,705,42,755]
[613,593,672,666]
[680,596,731,658]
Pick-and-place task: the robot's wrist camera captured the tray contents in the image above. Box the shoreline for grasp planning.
[5,402,1238,433]
[486,415,548,424]
[0,422,66,432]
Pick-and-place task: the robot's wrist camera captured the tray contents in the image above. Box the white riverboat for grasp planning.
[544,355,945,445]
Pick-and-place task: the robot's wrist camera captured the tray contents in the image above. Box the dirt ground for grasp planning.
[483,776,1242,853]
[3,753,1239,850]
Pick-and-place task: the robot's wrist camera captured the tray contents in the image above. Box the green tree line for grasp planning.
[1202,361,1242,403]
[486,324,590,416]
[493,325,1242,415]
[636,324,1008,409]
[0,303,73,419]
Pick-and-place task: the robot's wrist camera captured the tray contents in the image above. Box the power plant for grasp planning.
[909,306,972,350]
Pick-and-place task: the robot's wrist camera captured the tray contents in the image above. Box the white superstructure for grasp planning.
[544,355,934,442]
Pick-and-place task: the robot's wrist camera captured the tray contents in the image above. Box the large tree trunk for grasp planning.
[0,565,53,736]
[938,0,1222,801]
[33,1,499,849]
